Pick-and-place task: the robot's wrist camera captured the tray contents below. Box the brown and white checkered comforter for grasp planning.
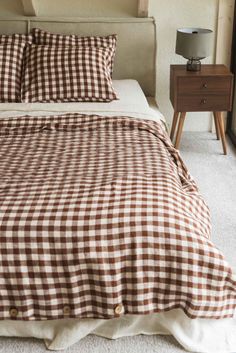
[0,114,235,320]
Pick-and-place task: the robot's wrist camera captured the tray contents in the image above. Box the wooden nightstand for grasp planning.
[169,65,234,154]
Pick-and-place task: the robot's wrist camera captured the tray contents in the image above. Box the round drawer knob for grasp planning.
[202,83,208,88]
[201,99,207,104]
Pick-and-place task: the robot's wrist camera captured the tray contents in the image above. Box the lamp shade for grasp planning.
[175,28,213,60]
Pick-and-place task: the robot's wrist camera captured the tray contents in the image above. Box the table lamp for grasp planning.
[175,28,213,71]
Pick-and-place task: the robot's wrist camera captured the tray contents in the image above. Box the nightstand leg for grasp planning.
[213,112,220,140]
[175,112,186,150]
[216,112,227,155]
[170,112,180,141]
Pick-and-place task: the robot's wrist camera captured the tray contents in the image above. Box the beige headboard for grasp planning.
[0,17,156,97]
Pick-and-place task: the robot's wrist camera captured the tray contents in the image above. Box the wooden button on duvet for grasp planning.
[114,304,124,315]
[63,305,71,315]
[9,307,18,317]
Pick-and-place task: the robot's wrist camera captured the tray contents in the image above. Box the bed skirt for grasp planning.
[0,309,236,352]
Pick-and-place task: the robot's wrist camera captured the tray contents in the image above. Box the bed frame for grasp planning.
[0,17,156,97]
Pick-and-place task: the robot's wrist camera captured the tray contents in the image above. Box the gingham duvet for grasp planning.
[0,113,235,321]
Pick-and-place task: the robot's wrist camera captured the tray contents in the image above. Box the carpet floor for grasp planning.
[0,132,235,353]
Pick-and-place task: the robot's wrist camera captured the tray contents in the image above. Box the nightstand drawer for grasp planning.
[170,65,234,154]
[177,95,231,112]
[178,76,232,95]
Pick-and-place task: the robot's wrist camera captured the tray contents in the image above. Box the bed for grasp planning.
[0,17,236,353]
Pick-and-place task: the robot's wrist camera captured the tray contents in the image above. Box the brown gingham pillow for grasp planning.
[0,34,32,44]
[32,28,117,75]
[0,34,32,102]
[21,44,118,103]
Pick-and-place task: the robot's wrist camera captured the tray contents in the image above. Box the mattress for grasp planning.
[0,80,235,352]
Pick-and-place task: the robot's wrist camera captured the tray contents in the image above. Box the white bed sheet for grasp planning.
[0,80,165,124]
[0,80,235,352]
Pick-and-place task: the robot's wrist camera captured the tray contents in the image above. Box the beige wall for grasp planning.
[216,0,235,66]
[36,0,137,18]
[0,0,138,17]
[0,0,234,131]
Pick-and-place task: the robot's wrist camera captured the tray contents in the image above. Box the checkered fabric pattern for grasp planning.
[32,28,117,75]
[0,42,24,102]
[0,34,32,44]
[0,34,32,102]
[0,114,235,321]
[21,44,118,103]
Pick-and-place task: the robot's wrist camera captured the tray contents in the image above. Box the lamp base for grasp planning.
[186,59,201,71]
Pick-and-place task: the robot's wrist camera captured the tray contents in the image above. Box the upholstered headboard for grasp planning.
[0,17,156,97]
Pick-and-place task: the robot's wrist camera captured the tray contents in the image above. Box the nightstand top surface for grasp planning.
[170,64,233,77]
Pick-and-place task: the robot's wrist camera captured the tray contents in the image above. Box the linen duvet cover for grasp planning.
[0,112,235,323]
